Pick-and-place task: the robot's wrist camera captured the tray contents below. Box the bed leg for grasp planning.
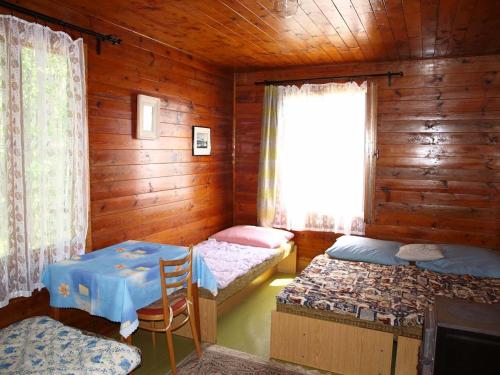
[277,244,297,274]
[51,307,61,321]
[121,335,132,345]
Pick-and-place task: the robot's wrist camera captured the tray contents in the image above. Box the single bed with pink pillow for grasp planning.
[191,225,296,344]
[195,225,295,291]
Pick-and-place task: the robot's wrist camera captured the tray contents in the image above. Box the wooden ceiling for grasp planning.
[20,0,500,69]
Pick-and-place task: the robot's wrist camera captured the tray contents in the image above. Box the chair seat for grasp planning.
[138,294,187,317]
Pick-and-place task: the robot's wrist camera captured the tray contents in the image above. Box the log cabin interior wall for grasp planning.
[0,1,233,330]
[1,0,500,330]
[235,55,500,270]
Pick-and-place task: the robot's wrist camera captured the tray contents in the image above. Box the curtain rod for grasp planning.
[255,71,404,87]
[0,0,121,54]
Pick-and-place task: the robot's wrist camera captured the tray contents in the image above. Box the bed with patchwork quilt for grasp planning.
[0,316,141,374]
[277,254,500,339]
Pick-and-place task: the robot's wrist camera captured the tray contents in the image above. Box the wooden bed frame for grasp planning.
[270,310,421,375]
[174,243,297,343]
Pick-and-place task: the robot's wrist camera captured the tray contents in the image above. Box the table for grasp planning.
[41,240,218,339]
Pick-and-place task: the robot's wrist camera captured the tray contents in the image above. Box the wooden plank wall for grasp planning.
[0,1,233,330]
[235,55,500,270]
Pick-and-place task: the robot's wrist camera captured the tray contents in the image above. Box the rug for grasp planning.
[168,345,324,374]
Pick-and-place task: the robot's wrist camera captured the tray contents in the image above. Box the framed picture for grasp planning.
[137,94,160,139]
[192,126,211,156]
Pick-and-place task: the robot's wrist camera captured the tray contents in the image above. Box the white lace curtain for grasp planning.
[0,16,88,308]
[258,81,369,234]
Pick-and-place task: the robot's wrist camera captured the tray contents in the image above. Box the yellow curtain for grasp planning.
[257,85,281,227]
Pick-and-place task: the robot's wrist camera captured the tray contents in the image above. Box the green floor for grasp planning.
[131,273,295,375]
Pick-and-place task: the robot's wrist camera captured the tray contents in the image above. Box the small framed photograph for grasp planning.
[192,126,211,156]
[137,94,160,139]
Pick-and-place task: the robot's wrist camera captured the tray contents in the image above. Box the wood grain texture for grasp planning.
[235,54,500,269]
[395,337,421,375]
[270,311,393,375]
[0,1,233,331]
[277,244,297,274]
[5,0,500,69]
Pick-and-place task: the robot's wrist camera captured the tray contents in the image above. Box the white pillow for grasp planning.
[396,244,444,261]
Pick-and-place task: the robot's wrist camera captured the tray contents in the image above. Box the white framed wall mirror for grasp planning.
[137,94,160,139]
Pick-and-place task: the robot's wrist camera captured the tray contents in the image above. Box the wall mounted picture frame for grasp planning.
[192,126,211,156]
[137,94,160,139]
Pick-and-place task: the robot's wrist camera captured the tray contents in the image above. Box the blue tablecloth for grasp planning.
[41,240,218,338]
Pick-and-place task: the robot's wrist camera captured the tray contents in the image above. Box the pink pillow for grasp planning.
[210,225,294,249]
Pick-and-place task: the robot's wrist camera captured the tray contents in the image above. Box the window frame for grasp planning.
[364,81,377,225]
[268,80,377,233]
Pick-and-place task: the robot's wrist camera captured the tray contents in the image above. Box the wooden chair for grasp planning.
[137,247,202,374]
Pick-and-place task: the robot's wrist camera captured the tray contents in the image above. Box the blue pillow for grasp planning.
[325,235,408,266]
[416,244,500,278]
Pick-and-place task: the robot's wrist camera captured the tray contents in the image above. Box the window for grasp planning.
[0,80,6,258]
[0,48,73,257]
[258,81,376,234]
[0,15,88,307]
[20,47,73,253]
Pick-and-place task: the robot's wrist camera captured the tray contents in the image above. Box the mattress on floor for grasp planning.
[0,316,141,374]
[277,254,500,339]
[198,240,294,304]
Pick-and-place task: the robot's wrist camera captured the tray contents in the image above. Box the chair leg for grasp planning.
[151,321,156,349]
[165,329,177,375]
[188,301,202,358]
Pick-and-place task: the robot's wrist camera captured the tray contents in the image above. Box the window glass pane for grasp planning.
[276,86,366,230]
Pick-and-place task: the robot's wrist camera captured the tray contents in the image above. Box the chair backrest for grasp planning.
[159,246,193,316]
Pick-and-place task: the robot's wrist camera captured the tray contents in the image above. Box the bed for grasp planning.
[0,316,141,374]
[271,253,500,375]
[174,237,297,343]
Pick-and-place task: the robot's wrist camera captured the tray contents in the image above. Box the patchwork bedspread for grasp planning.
[0,316,141,374]
[277,254,500,336]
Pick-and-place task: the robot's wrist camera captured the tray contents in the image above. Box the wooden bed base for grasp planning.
[270,311,421,375]
[395,336,421,375]
[174,245,297,343]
